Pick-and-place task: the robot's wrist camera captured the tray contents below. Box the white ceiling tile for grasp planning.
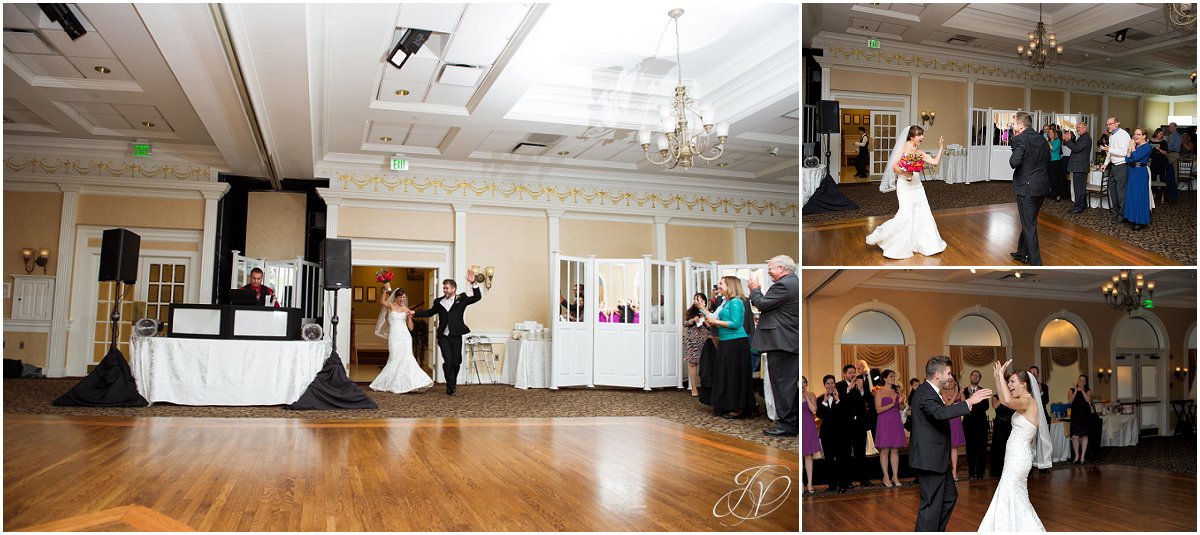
[368,122,413,140]
[403,134,445,148]
[38,29,116,59]
[4,98,30,111]
[396,4,465,34]
[457,4,530,38]
[377,80,430,102]
[877,23,907,36]
[409,124,449,137]
[423,84,474,106]
[382,57,439,84]
[2,5,38,30]
[87,113,132,129]
[443,33,508,65]
[131,118,173,133]
[474,139,514,152]
[484,130,527,142]
[66,56,133,81]
[4,31,56,54]
[12,53,82,77]
[68,102,118,114]
[4,109,49,125]
[112,104,160,117]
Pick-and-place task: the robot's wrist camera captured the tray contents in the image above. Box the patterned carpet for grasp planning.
[802,180,1197,264]
[1,378,798,453]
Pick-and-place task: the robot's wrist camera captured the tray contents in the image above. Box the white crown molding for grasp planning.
[858,279,1193,309]
[4,174,230,200]
[5,136,230,169]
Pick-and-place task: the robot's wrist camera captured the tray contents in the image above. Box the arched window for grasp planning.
[1116,317,1161,349]
[840,310,907,388]
[949,315,1002,391]
[1040,318,1086,397]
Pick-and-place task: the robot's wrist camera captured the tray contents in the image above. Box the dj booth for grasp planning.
[129,304,329,406]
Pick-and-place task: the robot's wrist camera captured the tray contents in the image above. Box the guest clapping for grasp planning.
[704,276,755,419]
[802,376,820,495]
[873,369,906,487]
[1068,375,1093,463]
[816,374,851,493]
[681,293,709,397]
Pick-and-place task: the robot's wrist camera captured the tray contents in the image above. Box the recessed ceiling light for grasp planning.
[557,151,569,156]
[395,89,410,96]
[141,121,154,128]
[380,136,392,142]
[94,66,110,74]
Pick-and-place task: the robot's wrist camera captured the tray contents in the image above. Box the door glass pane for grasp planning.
[174,265,185,283]
[1116,365,1134,398]
[150,267,160,283]
[1141,364,1158,397]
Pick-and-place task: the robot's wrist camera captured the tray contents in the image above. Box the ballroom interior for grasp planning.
[801,3,1198,266]
[2,3,799,531]
[801,268,1197,531]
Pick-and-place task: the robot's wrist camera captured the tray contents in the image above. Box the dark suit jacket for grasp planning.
[1061,131,1093,173]
[1009,128,1051,197]
[962,385,989,428]
[815,393,848,442]
[748,273,798,353]
[836,379,874,432]
[412,286,481,337]
[909,381,971,473]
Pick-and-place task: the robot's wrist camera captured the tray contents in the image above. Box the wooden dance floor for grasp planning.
[802,464,1196,531]
[803,203,1181,266]
[4,415,798,532]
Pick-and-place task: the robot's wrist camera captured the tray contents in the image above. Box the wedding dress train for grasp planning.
[369,311,433,393]
[865,171,947,259]
[977,412,1046,532]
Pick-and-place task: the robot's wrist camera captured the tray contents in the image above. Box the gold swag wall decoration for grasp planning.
[334,174,798,218]
[4,157,211,181]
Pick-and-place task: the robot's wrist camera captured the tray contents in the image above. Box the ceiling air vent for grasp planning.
[946,35,975,46]
[511,142,548,156]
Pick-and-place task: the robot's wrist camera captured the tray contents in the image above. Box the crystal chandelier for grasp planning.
[1016,4,1063,70]
[1164,3,1197,32]
[1101,269,1156,313]
[636,9,728,170]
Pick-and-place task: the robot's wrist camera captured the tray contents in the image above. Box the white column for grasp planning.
[966,79,975,145]
[547,209,562,321]
[198,190,222,302]
[46,186,81,377]
[653,216,669,260]
[821,66,831,100]
[911,74,920,126]
[325,199,340,238]
[1137,95,1145,127]
[1064,91,1071,114]
[1023,85,1031,112]
[1101,94,1109,124]
[547,209,562,253]
[452,203,469,286]
[733,222,749,264]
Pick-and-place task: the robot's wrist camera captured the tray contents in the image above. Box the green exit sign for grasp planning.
[390,157,409,171]
[1143,299,1154,309]
[131,143,151,157]
[868,39,881,49]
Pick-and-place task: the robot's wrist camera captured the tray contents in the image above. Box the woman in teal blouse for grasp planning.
[705,275,756,419]
[1048,129,1064,201]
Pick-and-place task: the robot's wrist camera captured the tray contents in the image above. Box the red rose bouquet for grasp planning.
[898,153,925,173]
[374,268,394,284]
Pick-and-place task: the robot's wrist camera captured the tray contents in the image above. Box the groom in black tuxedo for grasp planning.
[1008,111,1051,266]
[911,356,991,532]
[413,269,482,396]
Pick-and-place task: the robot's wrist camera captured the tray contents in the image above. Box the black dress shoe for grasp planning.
[764,427,798,437]
[1010,252,1030,265]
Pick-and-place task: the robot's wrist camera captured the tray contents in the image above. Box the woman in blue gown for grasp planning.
[1123,127,1152,230]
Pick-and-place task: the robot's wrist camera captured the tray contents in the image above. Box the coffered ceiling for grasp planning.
[805,2,1197,90]
[3,3,801,195]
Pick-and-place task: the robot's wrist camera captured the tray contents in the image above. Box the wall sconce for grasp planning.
[21,248,50,274]
[1097,368,1112,384]
[1175,367,1190,381]
[920,110,936,126]
[470,264,496,290]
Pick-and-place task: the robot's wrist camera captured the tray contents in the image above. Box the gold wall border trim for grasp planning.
[828,47,1193,97]
[332,174,798,218]
[4,157,211,181]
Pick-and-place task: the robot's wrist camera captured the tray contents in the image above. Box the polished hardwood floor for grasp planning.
[803,203,1181,266]
[4,415,798,531]
[802,464,1196,531]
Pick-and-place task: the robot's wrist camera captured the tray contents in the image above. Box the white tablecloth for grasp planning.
[130,336,329,405]
[942,153,968,184]
[505,339,550,389]
[1049,421,1072,462]
[1100,413,1139,447]
[802,166,825,207]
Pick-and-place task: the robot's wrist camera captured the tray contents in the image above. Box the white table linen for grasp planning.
[505,339,551,389]
[1100,413,1139,447]
[802,166,826,206]
[130,336,329,406]
[942,152,968,184]
[1048,421,1072,462]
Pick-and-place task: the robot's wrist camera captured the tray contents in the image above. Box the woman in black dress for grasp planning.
[989,394,1015,477]
[1068,374,1093,463]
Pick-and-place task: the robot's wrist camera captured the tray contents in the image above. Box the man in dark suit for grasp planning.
[1008,111,1051,266]
[836,363,874,487]
[412,269,482,396]
[748,255,798,437]
[962,370,990,481]
[911,356,992,532]
[1061,121,1093,214]
[815,374,851,492]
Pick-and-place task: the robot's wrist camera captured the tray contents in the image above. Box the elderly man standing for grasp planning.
[748,255,799,437]
[1102,116,1132,224]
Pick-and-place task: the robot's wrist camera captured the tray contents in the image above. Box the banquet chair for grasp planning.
[1178,156,1194,191]
[1085,172,1109,209]
[465,335,497,385]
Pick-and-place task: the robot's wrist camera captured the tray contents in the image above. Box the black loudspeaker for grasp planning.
[819,100,840,134]
[99,228,141,283]
[322,238,351,290]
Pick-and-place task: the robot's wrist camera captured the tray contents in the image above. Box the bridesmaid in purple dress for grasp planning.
[801,376,820,495]
[872,369,907,487]
[944,374,967,481]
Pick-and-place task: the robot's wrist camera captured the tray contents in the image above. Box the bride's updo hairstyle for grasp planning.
[905,125,926,141]
[391,288,406,300]
[1005,369,1034,395]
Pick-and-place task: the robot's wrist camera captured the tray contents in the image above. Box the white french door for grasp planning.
[644,258,681,390]
[870,111,900,178]
[592,259,645,388]
[989,109,1019,181]
[967,108,990,183]
[551,253,593,388]
[1114,352,1165,436]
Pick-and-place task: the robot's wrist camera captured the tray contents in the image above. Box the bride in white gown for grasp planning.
[865,124,948,259]
[978,359,1053,532]
[370,285,434,394]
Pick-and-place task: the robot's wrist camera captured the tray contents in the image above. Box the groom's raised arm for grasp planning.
[462,285,482,305]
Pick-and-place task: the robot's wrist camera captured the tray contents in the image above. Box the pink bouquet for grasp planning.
[374,268,394,284]
[898,153,925,173]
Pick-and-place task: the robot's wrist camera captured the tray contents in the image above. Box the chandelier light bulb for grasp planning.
[637,130,651,145]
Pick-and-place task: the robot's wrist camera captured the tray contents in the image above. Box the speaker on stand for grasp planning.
[803,101,860,215]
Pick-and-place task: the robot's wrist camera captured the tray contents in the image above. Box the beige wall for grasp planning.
[746,229,799,265]
[340,207,454,242]
[831,68,910,95]
[1070,92,1101,120]
[1145,100,1170,130]
[973,83,1024,110]
[1031,88,1064,113]
[467,213,550,330]
[666,225,734,264]
[246,192,306,260]
[3,331,49,369]
[1175,99,1196,117]
[4,191,63,317]
[560,219,653,258]
[918,77,967,147]
[76,195,204,230]
[1108,96,1138,129]
[804,284,1196,406]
